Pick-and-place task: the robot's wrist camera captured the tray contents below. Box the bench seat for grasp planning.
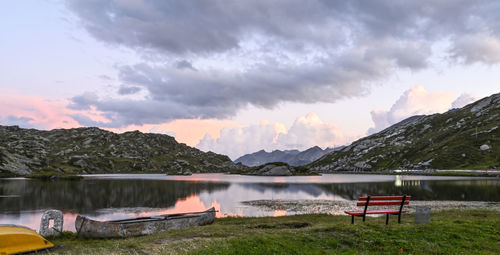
[344,209,406,216]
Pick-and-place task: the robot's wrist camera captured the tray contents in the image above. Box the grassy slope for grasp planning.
[50,209,499,254]
[310,93,500,171]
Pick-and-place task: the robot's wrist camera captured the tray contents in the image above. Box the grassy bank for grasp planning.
[49,209,499,254]
[25,171,83,180]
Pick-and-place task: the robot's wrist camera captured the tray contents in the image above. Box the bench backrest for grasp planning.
[358,195,411,215]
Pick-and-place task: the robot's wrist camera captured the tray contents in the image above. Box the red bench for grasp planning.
[344,195,411,224]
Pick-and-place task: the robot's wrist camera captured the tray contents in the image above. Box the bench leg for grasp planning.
[351,215,354,224]
[386,214,389,225]
[398,213,401,224]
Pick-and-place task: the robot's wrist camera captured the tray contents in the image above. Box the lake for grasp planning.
[1,174,499,232]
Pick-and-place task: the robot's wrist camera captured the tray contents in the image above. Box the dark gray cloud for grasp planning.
[68,92,99,110]
[117,85,142,95]
[66,0,346,54]
[65,0,500,127]
[175,60,197,71]
[66,0,500,55]
[68,45,419,127]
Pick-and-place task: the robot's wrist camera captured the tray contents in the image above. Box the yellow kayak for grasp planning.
[0,225,54,255]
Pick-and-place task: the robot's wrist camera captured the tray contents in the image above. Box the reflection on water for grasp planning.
[395,175,421,187]
[0,174,498,231]
[274,210,287,217]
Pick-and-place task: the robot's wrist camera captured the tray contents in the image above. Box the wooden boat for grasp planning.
[75,207,216,238]
[0,225,54,255]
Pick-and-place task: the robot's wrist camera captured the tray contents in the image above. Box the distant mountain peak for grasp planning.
[234,146,333,167]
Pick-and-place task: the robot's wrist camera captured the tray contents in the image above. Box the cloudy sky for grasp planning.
[1,0,500,159]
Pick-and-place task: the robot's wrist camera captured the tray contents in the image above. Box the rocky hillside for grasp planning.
[310,92,500,172]
[235,146,338,166]
[246,162,318,176]
[0,126,244,176]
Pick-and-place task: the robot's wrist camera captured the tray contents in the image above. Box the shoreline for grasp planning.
[241,199,500,216]
[2,169,500,179]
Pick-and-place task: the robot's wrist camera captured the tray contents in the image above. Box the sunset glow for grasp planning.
[1,1,498,159]
[273,210,287,217]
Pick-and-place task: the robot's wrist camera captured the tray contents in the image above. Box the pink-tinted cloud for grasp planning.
[0,89,81,129]
[107,119,242,147]
[367,86,472,134]
[0,89,242,147]
[197,113,347,159]
[277,113,344,150]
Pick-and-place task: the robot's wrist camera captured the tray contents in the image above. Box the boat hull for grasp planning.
[75,207,216,238]
[0,225,54,255]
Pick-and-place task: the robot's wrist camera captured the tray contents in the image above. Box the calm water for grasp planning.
[0,174,499,231]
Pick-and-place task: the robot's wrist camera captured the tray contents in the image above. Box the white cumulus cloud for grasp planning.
[451,93,477,109]
[196,113,345,159]
[368,86,478,134]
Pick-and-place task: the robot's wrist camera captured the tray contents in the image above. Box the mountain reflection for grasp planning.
[238,180,500,201]
[317,180,500,201]
[0,179,229,213]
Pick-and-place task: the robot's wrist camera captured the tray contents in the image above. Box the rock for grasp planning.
[480,144,490,151]
[175,160,190,166]
[39,210,63,237]
[250,164,293,176]
[0,149,36,175]
[354,162,372,170]
[73,159,88,168]
[421,159,433,166]
[471,97,492,112]
[83,138,93,146]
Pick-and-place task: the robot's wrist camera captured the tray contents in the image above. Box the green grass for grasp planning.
[0,172,19,178]
[49,209,500,254]
[25,171,83,180]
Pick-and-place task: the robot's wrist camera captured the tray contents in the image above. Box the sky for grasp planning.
[1,0,500,159]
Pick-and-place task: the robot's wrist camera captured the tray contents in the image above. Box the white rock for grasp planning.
[471,97,492,112]
[480,144,490,151]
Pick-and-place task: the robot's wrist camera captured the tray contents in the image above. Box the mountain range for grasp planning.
[234,146,341,166]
